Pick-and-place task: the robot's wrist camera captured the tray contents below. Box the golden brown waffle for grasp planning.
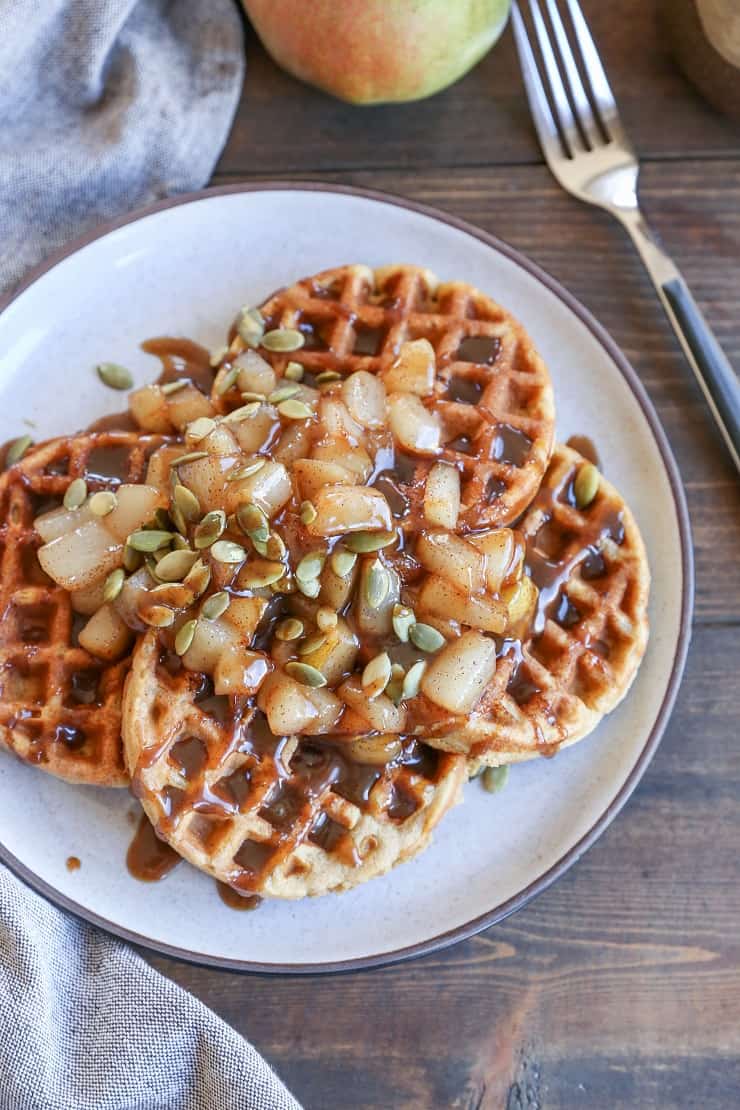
[417,444,650,769]
[123,631,465,899]
[0,431,166,786]
[213,264,555,529]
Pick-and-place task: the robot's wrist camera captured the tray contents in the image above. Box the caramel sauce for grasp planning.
[65,856,81,872]
[141,336,213,394]
[86,411,137,433]
[216,882,261,911]
[126,813,182,882]
[457,335,500,364]
[566,434,601,468]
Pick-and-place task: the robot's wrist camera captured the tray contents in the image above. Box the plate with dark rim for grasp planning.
[0,183,692,973]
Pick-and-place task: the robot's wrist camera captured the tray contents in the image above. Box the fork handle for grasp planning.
[618,208,740,473]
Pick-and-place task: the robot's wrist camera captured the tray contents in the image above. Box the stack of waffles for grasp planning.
[0,265,649,901]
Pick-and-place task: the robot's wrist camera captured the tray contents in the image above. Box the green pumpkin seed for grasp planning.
[274,617,304,642]
[202,590,230,620]
[215,365,240,395]
[170,503,188,538]
[186,416,216,442]
[184,559,211,597]
[409,622,446,654]
[268,384,300,404]
[284,361,304,382]
[296,551,325,581]
[222,401,261,423]
[238,558,284,586]
[392,604,416,643]
[401,660,426,700]
[250,535,270,557]
[127,529,173,553]
[194,510,226,549]
[273,572,295,594]
[236,503,268,536]
[361,652,392,698]
[265,532,286,560]
[330,548,357,578]
[299,500,317,526]
[63,477,87,510]
[171,450,208,467]
[285,661,326,688]
[161,379,188,396]
[88,490,117,517]
[277,399,313,420]
[103,567,125,603]
[210,346,229,368]
[123,545,142,572]
[364,559,390,608]
[155,548,199,582]
[298,631,328,656]
[175,618,198,656]
[344,530,396,554]
[142,604,175,628]
[5,435,33,467]
[481,765,509,794]
[574,462,600,510]
[96,362,133,390]
[315,370,341,384]
[236,307,265,348]
[173,483,201,521]
[171,534,190,551]
[261,328,305,353]
[152,507,172,532]
[296,576,321,599]
[316,607,338,632]
[240,391,267,403]
[210,540,246,564]
[227,459,265,483]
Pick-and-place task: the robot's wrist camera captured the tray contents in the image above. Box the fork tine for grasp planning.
[526,0,586,156]
[510,2,564,164]
[544,0,602,149]
[564,0,621,136]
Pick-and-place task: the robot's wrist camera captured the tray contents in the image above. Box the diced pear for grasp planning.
[226,460,291,518]
[222,595,270,639]
[34,502,93,543]
[293,458,356,502]
[37,519,123,591]
[230,404,280,455]
[195,424,239,456]
[306,485,392,537]
[128,384,171,433]
[70,578,108,616]
[182,618,239,674]
[417,575,507,634]
[318,396,364,442]
[257,672,320,734]
[311,437,372,481]
[145,444,188,490]
[337,676,406,733]
[470,528,520,594]
[299,618,359,685]
[388,392,441,455]
[319,555,359,611]
[273,422,313,465]
[299,686,344,734]
[421,630,497,713]
[235,349,276,396]
[165,384,214,431]
[213,649,271,697]
[416,531,486,594]
[383,339,435,397]
[423,463,461,529]
[354,558,400,638]
[104,484,166,543]
[342,370,386,429]
[177,454,238,512]
[78,603,133,661]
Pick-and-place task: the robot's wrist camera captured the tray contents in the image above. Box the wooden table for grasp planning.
[150,3,740,1105]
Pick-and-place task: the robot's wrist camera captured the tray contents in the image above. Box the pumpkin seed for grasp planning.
[236,502,268,537]
[194,509,226,549]
[175,618,198,655]
[238,558,284,586]
[364,559,390,608]
[210,345,229,368]
[401,660,426,700]
[277,399,313,420]
[250,535,269,557]
[392,604,416,643]
[153,508,172,532]
[274,617,304,642]
[296,551,325,581]
[202,590,230,620]
[171,533,190,551]
[63,477,87,510]
[299,500,317,526]
[173,483,201,521]
[227,458,265,482]
[222,401,261,423]
[5,435,33,467]
[284,361,304,382]
[88,490,117,517]
[261,328,304,353]
[330,548,357,578]
[123,545,142,572]
[102,567,125,603]
[316,607,337,632]
[170,503,188,538]
[127,529,173,553]
[240,391,267,403]
[96,362,133,390]
[141,604,175,628]
[296,576,321,599]
[315,370,341,384]
[171,450,208,467]
[210,540,246,564]
[215,365,240,395]
[236,307,265,348]
[298,631,328,656]
[268,383,300,404]
[409,622,446,654]
[272,572,295,595]
[285,661,326,688]
[361,652,392,698]
[184,559,211,597]
[481,765,509,794]
[265,532,286,560]
[574,462,600,509]
[161,379,188,396]
[344,530,396,554]
[155,548,199,582]
[186,416,216,442]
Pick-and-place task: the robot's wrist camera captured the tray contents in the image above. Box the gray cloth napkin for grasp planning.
[0,4,302,1108]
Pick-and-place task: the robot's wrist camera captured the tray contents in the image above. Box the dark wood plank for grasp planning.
[218,0,740,176]
[149,624,740,1109]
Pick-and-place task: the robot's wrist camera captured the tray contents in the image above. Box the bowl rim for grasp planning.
[0,180,694,975]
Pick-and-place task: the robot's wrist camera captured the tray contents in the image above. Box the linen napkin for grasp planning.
[0,3,302,1107]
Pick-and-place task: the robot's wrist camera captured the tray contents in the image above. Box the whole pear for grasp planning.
[242,0,511,105]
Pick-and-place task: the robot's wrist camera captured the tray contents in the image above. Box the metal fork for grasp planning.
[512,0,740,473]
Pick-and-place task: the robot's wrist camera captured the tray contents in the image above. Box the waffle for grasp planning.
[213,264,555,529]
[0,431,165,786]
[417,444,650,769]
[123,631,465,899]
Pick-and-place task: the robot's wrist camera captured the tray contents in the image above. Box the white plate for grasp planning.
[0,184,692,972]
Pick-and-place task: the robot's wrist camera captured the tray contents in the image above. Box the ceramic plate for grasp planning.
[0,184,692,972]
